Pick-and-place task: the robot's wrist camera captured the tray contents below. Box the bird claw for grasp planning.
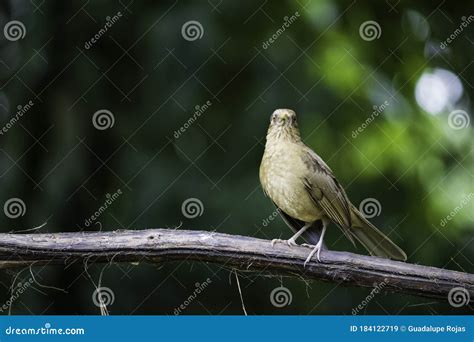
[303,241,323,267]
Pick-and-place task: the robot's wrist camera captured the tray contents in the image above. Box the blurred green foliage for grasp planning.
[0,0,472,314]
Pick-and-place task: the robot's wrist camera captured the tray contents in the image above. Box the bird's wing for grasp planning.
[301,147,353,232]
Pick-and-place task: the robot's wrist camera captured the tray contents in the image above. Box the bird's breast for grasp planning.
[260,143,322,223]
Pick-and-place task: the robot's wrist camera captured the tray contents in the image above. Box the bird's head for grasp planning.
[270,109,297,127]
[267,108,301,141]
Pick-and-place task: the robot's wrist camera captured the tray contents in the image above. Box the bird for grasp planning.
[259,108,407,266]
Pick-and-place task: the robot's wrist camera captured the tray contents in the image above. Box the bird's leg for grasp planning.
[286,223,311,246]
[271,222,311,247]
[304,223,327,267]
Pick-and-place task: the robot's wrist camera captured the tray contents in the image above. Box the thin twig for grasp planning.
[234,269,247,316]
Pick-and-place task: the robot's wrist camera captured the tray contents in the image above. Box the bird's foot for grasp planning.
[303,240,324,267]
[301,243,315,248]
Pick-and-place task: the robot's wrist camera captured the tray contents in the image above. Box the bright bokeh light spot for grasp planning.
[415,68,463,115]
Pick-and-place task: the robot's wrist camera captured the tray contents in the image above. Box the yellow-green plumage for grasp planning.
[259,108,407,262]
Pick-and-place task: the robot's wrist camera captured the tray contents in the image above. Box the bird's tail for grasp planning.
[349,205,407,261]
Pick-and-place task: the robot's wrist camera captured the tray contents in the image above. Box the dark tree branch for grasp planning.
[0,228,472,302]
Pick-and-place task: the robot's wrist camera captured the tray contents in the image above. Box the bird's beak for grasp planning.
[281,115,295,127]
[272,116,289,127]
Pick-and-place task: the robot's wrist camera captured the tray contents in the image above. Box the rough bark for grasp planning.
[0,228,472,302]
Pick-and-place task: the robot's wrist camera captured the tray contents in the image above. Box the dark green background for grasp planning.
[0,0,472,314]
